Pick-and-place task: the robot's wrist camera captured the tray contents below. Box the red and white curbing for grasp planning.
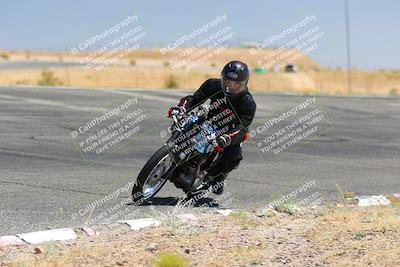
[17,228,77,245]
[2,193,398,249]
[80,225,100,237]
[0,236,25,247]
[215,209,234,216]
[119,218,161,230]
[0,209,233,249]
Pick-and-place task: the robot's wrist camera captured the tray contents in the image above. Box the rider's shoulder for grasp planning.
[199,78,222,95]
[241,90,257,110]
[204,78,221,88]
[243,89,256,103]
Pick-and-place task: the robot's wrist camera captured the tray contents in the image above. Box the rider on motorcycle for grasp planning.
[167,60,257,195]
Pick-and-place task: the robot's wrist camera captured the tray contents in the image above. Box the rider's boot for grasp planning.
[209,177,226,195]
[203,172,226,195]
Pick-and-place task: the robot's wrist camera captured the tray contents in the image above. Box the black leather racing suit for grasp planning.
[177,78,257,182]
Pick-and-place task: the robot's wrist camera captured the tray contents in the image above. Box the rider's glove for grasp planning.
[167,106,186,118]
[214,134,231,152]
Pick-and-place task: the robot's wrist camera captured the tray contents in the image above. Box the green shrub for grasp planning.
[37,70,63,86]
[342,191,355,199]
[229,211,250,220]
[389,88,398,96]
[154,252,189,267]
[1,53,10,60]
[353,230,366,240]
[15,79,30,85]
[165,75,178,88]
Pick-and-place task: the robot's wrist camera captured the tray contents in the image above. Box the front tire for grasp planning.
[131,145,175,205]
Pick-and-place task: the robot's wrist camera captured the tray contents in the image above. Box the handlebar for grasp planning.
[170,105,209,132]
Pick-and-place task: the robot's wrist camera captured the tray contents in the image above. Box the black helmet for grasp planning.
[221,60,249,96]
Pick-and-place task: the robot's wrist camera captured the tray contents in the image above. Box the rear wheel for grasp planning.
[131,146,175,205]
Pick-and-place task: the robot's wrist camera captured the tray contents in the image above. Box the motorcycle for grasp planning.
[131,105,224,205]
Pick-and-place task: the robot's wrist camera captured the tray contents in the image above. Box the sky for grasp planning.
[1,0,399,69]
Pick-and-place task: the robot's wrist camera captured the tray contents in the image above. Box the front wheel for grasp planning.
[131,145,175,205]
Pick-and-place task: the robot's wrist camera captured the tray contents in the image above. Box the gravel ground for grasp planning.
[1,203,399,267]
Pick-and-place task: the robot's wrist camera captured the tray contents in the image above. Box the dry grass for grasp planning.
[308,205,400,266]
[0,48,399,95]
[1,205,399,267]
[0,66,398,95]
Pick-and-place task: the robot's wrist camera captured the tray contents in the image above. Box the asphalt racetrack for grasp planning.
[0,85,399,235]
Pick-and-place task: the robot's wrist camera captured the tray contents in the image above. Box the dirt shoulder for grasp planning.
[1,204,399,267]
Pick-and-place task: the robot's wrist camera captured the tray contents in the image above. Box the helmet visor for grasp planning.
[221,77,246,95]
